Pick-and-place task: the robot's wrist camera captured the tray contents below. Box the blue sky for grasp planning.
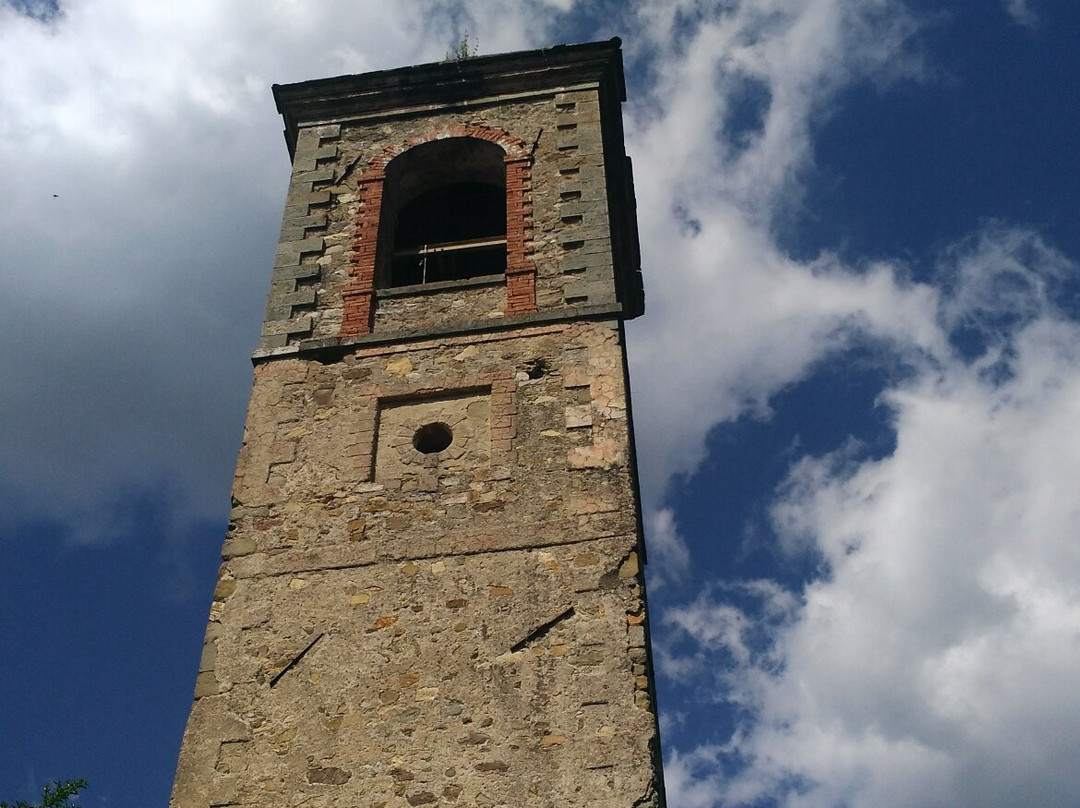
[2,1,1079,806]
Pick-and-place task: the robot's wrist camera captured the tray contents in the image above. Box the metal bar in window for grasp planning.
[393,236,507,257]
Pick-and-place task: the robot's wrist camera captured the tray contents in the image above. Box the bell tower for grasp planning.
[171,39,664,808]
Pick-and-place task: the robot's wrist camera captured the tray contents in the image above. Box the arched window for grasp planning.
[339,128,535,338]
[379,138,506,287]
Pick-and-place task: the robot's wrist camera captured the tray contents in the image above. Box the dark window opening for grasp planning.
[379,137,507,289]
[391,182,506,286]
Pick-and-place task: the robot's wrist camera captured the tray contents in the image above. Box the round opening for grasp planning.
[413,422,453,454]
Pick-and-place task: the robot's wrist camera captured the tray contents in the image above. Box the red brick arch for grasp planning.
[340,125,536,338]
[361,124,530,179]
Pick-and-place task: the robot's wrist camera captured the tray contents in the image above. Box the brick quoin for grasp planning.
[504,156,537,316]
[340,125,536,337]
[339,174,383,336]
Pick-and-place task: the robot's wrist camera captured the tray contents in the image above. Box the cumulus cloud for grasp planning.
[4,1,1079,805]
[0,0,934,534]
[0,1,555,541]
[612,1,1080,806]
[624,0,933,506]
[664,263,1080,805]
[0,0,600,543]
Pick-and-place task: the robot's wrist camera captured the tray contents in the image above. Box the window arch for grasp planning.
[380,138,507,287]
[340,126,536,338]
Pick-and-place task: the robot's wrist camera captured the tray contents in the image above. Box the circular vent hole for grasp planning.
[413,422,453,454]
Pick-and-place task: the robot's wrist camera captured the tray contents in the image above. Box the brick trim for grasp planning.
[359,125,530,179]
[340,174,384,336]
[504,157,536,315]
[340,125,536,337]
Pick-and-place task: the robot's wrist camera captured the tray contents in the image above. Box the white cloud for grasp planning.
[0,0,552,540]
[0,0,934,534]
[614,2,1080,805]
[0,0,597,542]
[622,0,1024,612]
[624,0,934,507]
[1002,0,1039,28]
[937,225,1072,339]
[663,230,1080,806]
[646,507,693,587]
[4,2,1080,804]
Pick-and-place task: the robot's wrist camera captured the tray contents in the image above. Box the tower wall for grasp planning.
[171,40,663,808]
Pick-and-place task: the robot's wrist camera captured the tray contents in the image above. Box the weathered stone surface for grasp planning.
[306,766,351,785]
[174,327,662,807]
[253,58,638,354]
[221,536,256,559]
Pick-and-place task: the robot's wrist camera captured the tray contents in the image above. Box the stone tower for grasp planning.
[170,39,665,808]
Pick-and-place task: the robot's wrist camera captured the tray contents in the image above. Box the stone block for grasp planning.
[261,315,312,338]
[565,405,593,429]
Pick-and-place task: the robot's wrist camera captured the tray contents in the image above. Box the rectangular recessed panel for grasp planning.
[375,390,491,487]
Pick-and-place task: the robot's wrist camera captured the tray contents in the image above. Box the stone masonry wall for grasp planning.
[256,85,621,354]
[170,319,663,808]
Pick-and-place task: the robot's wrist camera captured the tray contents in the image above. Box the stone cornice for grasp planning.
[272,39,626,155]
